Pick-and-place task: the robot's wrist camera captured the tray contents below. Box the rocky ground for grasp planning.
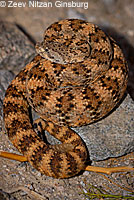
[0,0,134,199]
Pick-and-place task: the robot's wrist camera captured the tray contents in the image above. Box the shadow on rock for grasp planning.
[101,26,134,101]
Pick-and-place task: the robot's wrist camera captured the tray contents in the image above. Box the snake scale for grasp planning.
[3,19,128,178]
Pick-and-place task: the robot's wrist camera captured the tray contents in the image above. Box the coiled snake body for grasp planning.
[3,19,128,178]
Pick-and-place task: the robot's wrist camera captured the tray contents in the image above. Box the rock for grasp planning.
[0,70,15,101]
[0,70,15,132]
[0,21,35,72]
[74,94,134,161]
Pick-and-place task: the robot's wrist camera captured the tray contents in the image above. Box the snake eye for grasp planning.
[45,47,49,52]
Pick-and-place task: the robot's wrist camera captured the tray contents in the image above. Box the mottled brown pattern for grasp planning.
[3,19,128,178]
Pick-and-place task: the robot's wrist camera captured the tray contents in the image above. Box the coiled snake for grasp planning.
[3,19,128,178]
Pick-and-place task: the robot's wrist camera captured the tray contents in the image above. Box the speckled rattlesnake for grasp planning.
[3,19,128,178]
